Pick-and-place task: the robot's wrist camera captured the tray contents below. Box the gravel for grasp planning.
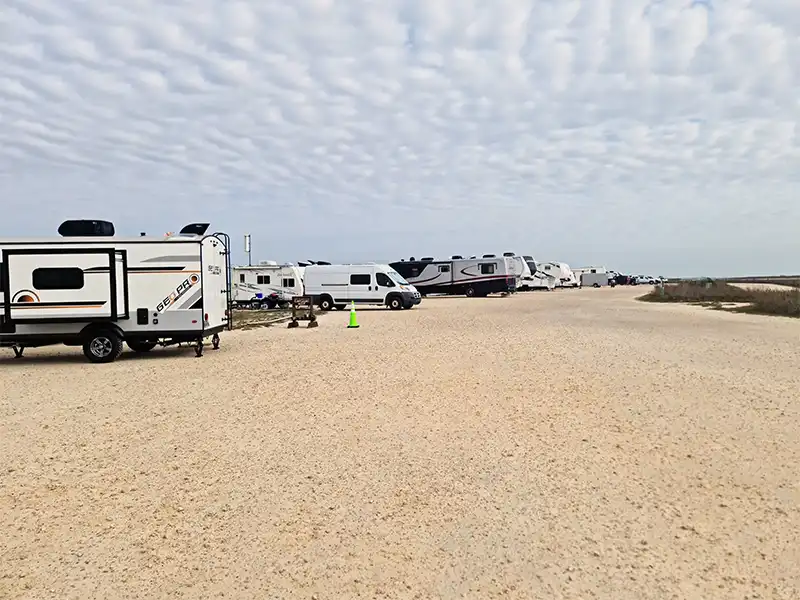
[1,287,798,599]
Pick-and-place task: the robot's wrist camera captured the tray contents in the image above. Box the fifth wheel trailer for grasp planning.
[0,220,232,363]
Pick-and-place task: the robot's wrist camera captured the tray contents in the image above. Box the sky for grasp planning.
[0,0,798,277]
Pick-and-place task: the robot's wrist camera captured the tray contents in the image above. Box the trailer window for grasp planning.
[32,267,84,290]
[438,265,450,273]
[350,274,370,285]
[282,278,295,288]
[479,263,495,275]
[239,274,245,283]
[0,262,3,292]
[376,273,395,287]
[257,275,270,285]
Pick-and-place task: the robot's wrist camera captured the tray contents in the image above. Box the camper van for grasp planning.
[390,256,516,297]
[232,261,304,309]
[518,256,556,291]
[0,220,231,363]
[539,262,579,288]
[303,263,422,310]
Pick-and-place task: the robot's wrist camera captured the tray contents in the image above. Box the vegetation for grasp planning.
[638,279,800,318]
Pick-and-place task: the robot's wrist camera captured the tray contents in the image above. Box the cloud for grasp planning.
[0,0,798,275]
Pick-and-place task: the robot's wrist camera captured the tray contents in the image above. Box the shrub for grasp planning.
[639,280,800,317]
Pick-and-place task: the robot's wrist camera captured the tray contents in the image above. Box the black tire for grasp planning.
[83,329,123,364]
[388,296,403,310]
[127,340,157,353]
[335,304,346,310]
[465,287,476,298]
[319,296,335,311]
[593,283,600,288]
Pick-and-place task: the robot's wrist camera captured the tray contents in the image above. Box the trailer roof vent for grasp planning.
[482,254,496,258]
[179,223,210,236]
[421,257,434,262]
[315,260,331,265]
[58,219,115,237]
[451,255,462,259]
[503,252,515,257]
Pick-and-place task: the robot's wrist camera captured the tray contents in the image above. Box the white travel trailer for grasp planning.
[518,256,557,291]
[0,220,231,363]
[539,262,579,288]
[501,252,532,288]
[232,261,304,309]
[389,255,516,297]
[573,266,608,288]
[303,263,422,310]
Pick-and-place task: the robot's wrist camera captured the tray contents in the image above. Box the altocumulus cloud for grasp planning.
[0,0,798,275]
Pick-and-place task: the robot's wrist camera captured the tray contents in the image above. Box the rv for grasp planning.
[232,261,304,309]
[539,262,579,288]
[389,256,516,297]
[303,263,422,310]
[501,252,532,288]
[518,256,557,291]
[580,271,609,288]
[0,220,231,363]
[573,266,608,288]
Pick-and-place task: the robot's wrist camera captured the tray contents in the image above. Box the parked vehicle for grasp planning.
[303,263,421,310]
[0,220,231,363]
[232,261,303,309]
[518,256,557,291]
[390,256,516,297]
[539,262,580,288]
[580,271,609,288]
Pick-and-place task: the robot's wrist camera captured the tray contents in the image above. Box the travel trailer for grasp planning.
[232,261,304,309]
[580,271,609,288]
[539,262,579,288]
[303,263,422,310]
[517,256,556,291]
[573,266,608,288]
[502,252,532,287]
[389,256,516,297]
[0,220,231,363]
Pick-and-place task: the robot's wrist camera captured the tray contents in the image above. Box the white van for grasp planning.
[303,263,422,310]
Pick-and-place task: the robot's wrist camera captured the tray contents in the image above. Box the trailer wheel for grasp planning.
[465,287,476,298]
[388,296,403,310]
[83,330,123,364]
[127,340,157,353]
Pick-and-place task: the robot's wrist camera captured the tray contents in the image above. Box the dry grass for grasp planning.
[640,280,800,317]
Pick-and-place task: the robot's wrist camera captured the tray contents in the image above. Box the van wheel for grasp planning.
[388,296,403,310]
[335,304,346,310]
[319,296,334,311]
[465,287,476,298]
[83,329,123,363]
[593,283,600,288]
[127,340,157,353]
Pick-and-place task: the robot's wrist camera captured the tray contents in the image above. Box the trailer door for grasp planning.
[2,248,117,323]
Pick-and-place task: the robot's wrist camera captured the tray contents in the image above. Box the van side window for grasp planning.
[32,267,85,290]
[479,263,495,275]
[257,275,270,284]
[282,278,295,288]
[438,265,450,273]
[350,274,370,285]
[376,273,394,287]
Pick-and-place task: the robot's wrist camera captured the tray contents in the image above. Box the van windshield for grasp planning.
[387,270,409,285]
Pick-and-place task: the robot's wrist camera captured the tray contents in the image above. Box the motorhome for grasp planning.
[0,220,231,363]
[389,256,516,297]
[539,262,579,288]
[232,261,304,309]
[303,263,422,310]
[517,256,557,291]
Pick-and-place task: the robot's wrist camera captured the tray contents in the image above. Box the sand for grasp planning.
[1,287,799,599]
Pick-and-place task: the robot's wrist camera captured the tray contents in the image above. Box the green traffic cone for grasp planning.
[347,301,359,328]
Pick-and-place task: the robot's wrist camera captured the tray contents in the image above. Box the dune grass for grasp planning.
[639,279,800,318]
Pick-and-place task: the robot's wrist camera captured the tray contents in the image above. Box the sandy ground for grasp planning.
[1,287,799,599]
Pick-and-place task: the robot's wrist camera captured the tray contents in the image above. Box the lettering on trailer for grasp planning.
[156,274,200,312]
[207,265,221,275]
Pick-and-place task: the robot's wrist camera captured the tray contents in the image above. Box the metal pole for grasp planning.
[244,234,251,266]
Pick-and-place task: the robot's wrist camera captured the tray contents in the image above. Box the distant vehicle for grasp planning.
[390,256,516,297]
[303,263,421,310]
[232,261,304,309]
[580,271,609,288]
[635,276,657,285]
[539,262,580,288]
[518,256,557,291]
